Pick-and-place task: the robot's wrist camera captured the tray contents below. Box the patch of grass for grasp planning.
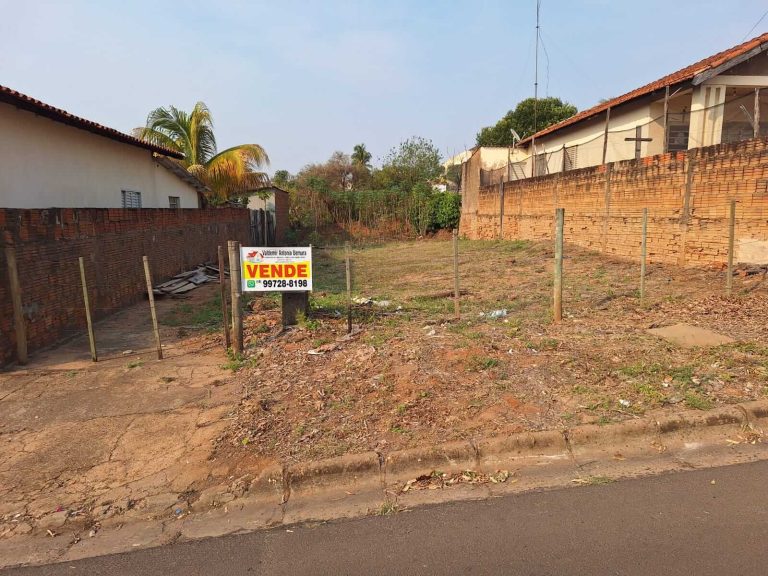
[733,341,768,356]
[573,476,615,486]
[253,323,270,334]
[466,356,500,372]
[618,362,663,378]
[669,365,695,385]
[684,391,714,410]
[377,501,399,516]
[634,383,664,403]
[310,291,347,313]
[296,311,320,331]
[126,360,143,369]
[523,338,559,351]
[367,329,394,349]
[222,350,253,372]
[407,296,453,314]
[162,294,222,331]
[390,425,407,434]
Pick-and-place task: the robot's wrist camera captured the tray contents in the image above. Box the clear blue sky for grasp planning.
[1,1,766,173]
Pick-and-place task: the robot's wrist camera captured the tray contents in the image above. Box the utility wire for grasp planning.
[741,7,768,42]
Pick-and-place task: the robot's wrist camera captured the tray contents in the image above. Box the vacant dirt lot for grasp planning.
[2,237,767,556]
[220,238,768,463]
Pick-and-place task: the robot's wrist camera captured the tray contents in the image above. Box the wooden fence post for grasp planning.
[78,256,97,362]
[228,241,243,353]
[640,208,648,304]
[727,200,736,296]
[453,229,460,319]
[142,256,163,360]
[4,245,28,365]
[345,242,353,334]
[553,208,564,322]
[217,245,231,349]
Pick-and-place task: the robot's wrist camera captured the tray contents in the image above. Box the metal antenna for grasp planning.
[534,0,540,134]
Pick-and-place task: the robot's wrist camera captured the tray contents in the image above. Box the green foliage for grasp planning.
[352,143,372,168]
[286,138,455,236]
[428,192,461,231]
[476,97,578,146]
[133,102,269,201]
[272,170,295,189]
[377,136,442,192]
[222,349,253,372]
[162,294,222,331]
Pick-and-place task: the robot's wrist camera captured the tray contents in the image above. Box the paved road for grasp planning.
[5,461,768,575]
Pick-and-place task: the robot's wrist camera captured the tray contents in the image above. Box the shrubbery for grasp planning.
[428,191,461,231]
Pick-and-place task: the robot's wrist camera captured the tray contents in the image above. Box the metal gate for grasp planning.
[250,209,276,246]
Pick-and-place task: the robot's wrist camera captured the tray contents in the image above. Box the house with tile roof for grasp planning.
[0,85,207,209]
[495,33,768,179]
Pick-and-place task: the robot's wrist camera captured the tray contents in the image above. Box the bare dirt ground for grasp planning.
[2,238,768,561]
[0,286,256,551]
[219,239,768,463]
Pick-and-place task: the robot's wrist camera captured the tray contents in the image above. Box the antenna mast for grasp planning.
[534,0,540,134]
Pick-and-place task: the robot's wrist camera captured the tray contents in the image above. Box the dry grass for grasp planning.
[218,239,768,463]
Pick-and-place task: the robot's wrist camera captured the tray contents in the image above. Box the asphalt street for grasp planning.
[5,460,768,575]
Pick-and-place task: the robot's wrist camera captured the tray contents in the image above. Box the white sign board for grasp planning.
[240,246,312,292]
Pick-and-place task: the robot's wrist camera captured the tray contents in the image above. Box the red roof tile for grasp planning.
[521,32,768,145]
[0,84,183,159]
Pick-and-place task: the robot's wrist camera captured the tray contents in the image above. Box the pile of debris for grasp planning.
[152,264,227,297]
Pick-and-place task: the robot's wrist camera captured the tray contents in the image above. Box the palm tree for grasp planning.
[133,102,269,202]
[351,143,372,168]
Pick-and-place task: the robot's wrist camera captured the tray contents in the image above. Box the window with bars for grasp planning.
[121,190,142,208]
[168,196,180,209]
[534,154,548,176]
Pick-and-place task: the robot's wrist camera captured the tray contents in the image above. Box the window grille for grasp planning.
[121,190,142,208]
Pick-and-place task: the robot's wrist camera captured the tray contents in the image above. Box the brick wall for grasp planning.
[0,208,250,366]
[460,138,768,267]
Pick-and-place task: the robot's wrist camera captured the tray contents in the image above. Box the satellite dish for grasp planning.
[510,129,521,144]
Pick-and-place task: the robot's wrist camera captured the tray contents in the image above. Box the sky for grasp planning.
[1,1,767,174]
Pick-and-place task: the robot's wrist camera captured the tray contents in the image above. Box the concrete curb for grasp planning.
[3,400,768,570]
[253,399,768,507]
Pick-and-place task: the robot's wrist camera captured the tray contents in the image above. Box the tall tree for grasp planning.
[476,97,577,147]
[134,102,269,201]
[351,143,372,168]
[376,136,442,192]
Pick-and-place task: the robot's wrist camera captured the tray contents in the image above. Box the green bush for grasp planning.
[429,192,461,231]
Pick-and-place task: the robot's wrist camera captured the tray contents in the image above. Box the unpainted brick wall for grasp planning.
[0,208,250,366]
[460,138,768,267]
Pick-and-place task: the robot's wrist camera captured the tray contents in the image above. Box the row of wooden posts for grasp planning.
[549,200,739,323]
[4,202,740,366]
[454,200,739,325]
[4,241,248,366]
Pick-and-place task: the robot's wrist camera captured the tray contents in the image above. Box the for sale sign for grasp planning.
[240,247,312,292]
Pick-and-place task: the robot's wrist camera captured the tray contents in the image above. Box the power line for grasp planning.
[741,7,768,42]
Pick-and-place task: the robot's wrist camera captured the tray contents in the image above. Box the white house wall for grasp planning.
[0,103,199,209]
[529,101,655,175]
